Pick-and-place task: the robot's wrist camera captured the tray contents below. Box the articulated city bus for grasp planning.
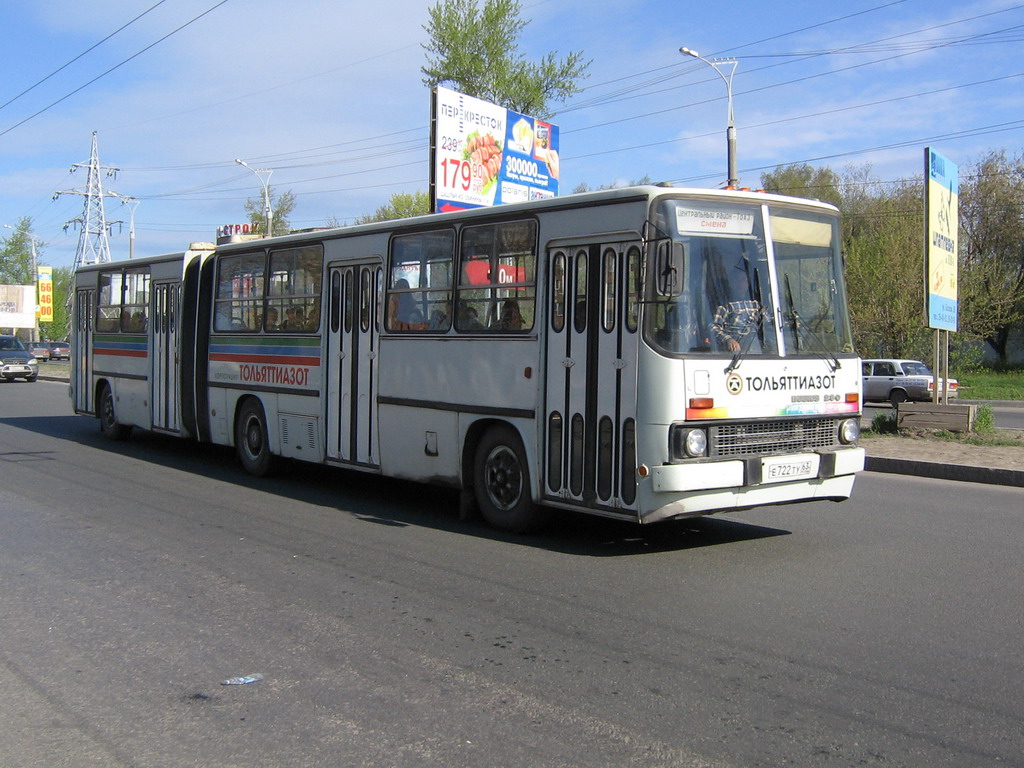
[72,186,864,532]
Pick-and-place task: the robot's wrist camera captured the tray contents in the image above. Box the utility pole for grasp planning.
[235,159,273,237]
[55,131,133,269]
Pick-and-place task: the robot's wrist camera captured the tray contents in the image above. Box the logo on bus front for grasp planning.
[726,373,743,395]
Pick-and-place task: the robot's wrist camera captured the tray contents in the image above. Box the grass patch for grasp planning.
[867,410,898,434]
[957,368,1024,400]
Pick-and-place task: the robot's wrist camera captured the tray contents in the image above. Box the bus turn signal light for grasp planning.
[689,397,714,410]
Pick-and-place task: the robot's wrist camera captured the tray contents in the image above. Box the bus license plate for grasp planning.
[762,455,818,483]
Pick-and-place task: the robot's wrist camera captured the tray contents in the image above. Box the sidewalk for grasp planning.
[863,401,1024,488]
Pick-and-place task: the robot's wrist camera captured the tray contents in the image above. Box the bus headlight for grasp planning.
[838,418,860,445]
[670,425,707,459]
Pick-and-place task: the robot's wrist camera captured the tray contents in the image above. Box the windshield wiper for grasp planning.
[783,275,840,372]
[723,311,765,374]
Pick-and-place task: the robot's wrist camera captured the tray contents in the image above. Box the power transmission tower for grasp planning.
[55,131,133,269]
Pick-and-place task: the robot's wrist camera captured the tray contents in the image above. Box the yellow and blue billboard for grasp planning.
[925,148,958,331]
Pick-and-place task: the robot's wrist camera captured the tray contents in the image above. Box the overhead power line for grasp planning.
[0,0,232,140]
[0,0,170,114]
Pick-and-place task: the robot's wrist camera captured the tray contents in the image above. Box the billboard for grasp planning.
[925,148,958,331]
[0,284,37,329]
[38,266,53,323]
[431,86,559,213]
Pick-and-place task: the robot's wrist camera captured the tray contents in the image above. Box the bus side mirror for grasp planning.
[656,242,684,297]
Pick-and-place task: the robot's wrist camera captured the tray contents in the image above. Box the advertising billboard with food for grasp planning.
[431,86,560,213]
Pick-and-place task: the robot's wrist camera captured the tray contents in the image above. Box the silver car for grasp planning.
[0,335,40,382]
[862,358,958,406]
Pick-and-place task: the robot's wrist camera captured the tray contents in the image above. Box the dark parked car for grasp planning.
[48,341,70,360]
[0,335,39,382]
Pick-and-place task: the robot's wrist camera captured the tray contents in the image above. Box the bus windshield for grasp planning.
[646,198,854,357]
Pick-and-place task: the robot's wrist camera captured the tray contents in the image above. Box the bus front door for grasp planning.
[326,262,381,467]
[543,240,640,516]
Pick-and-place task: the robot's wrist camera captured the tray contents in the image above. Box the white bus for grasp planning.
[72,186,865,532]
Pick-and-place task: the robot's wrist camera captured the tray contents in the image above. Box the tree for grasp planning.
[421,0,589,118]
[760,163,842,208]
[0,216,38,285]
[355,191,431,224]
[958,150,1024,364]
[763,163,930,359]
[244,187,296,236]
[840,177,929,359]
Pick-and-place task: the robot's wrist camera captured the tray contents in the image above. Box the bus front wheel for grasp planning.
[235,399,277,477]
[474,425,545,533]
[98,384,132,441]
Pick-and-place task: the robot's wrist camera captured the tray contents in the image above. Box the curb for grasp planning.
[866,456,1024,488]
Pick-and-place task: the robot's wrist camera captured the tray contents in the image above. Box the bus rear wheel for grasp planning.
[474,425,545,533]
[236,399,277,477]
[98,384,132,441]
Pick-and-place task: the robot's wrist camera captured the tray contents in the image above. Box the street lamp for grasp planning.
[680,46,739,188]
[235,158,274,237]
[3,223,39,342]
[123,198,140,259]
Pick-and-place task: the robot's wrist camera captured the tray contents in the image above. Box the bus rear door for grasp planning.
[151,281,180,432]
[73,287,95,414]
[326,261,381,467]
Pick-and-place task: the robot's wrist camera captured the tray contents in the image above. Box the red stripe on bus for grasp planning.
[94,348,147,357]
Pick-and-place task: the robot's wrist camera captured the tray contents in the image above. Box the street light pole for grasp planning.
[4,223,40,342]
[680,47,739,188]
[235,158,274,237]
[123,198,140,259]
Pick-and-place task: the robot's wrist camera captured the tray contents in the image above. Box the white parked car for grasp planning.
[862,358,958,406]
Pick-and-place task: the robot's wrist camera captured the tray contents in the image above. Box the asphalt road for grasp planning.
[2,380,1023,767]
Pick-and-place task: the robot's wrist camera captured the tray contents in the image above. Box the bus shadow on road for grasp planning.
[9,413,791,556]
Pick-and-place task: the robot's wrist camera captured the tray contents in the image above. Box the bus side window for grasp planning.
[268,245,323,332]
[387,230,454,332]
[456,219,537,333]
[216,253,265,332]
[96,271,122,332]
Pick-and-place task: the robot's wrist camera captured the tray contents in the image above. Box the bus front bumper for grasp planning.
[650,447,866,494]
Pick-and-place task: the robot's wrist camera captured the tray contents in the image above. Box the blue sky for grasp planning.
[1,0,1022,270]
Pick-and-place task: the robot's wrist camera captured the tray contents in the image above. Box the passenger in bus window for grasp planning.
[124,311,147,332]
[457,302,483,330]
[711,266,762,353]
[305,299,319,330]
[429,298,451,330]
[265,306,280,330]
[497,299,524,330]
[283,306,305,330]
[388,279,425,330]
